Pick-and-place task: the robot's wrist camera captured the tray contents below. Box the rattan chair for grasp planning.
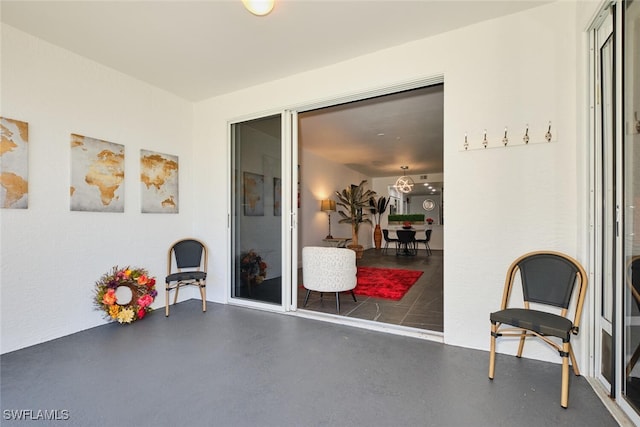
[165,238,208,317]
[301,246,357,313]
[626,256,640,377]
[488,251,588,408]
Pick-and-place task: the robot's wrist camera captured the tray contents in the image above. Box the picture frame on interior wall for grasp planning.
[70,133,124,212]
[243,171,264,216]
[140,149,179,214]
[298,164,301,209]
[273,177,281,216]
[0,117,29,209]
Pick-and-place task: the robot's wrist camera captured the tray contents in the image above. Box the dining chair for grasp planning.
[382,229,399,255]
[396,229,417,256]
[415,229,432,255]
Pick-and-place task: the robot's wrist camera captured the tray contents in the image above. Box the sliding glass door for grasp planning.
[229,112,297,309]
[230,114,284,305]
[592,1,640,422]
[593,3,616,392]
[622,0,640,417]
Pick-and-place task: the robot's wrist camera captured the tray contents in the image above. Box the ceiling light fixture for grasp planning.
[394,166,415,194]
[242,0,275,16]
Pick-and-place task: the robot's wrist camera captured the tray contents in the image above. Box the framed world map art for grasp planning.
[140,149,178,213]
[70,133,125,212]
[0,117,29,209]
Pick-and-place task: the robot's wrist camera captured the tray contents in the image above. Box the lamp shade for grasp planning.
[320,199,336,212]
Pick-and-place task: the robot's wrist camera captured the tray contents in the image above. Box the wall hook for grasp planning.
[464,132,469,150]
[545,121,552,142]
[523,124,529,144]
[483,129,488,148]
[502,127,508,146]
[635,112,640,134]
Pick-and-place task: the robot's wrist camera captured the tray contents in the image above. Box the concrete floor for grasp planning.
[1,300,619,426]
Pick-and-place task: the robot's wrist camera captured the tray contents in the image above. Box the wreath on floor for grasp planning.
[94,266,157,324]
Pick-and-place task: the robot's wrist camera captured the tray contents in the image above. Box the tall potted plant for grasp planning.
[335,180,376,259]
[369,196,389,250]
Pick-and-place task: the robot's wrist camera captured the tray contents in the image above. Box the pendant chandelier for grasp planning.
[394,166,415,194]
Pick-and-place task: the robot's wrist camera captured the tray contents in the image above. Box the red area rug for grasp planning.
[354,266,423,301]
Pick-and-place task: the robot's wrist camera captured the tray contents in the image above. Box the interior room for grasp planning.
[296,84,444,331]
[1,1,639,425]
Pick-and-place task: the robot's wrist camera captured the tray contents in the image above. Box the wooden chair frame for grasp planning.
[488,251,588,408]
[165,238,208,317]
[626,256,640,377]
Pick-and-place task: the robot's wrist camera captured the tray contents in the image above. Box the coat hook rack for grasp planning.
[545,121,552,142]
[461,121,555,151]
[635,112,640,134]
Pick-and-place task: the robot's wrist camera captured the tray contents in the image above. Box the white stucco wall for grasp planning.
[298,149,370,253]
[1,1,604,369]
[0,25,197,353]
[193,1,591,365]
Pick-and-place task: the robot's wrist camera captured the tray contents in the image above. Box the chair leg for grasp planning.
[303,289,311,307]
[335,292,340,313]
[561,342,570,408]
[383,242,388,254]
[350,290,357,302]
[489,322,497,379]
[173,284,180,305]
[199,282,206,312]
[165,285,170,317]
[568,343,580,376]
[516,331,527,357]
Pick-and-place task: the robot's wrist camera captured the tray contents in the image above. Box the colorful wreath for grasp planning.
[94,266,157,324]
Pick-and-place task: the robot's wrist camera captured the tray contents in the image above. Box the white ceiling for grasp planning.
[1,0,551,102]
[299,84,444,178]
[1,0,551,181]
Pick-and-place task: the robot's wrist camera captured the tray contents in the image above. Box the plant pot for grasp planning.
[347,244,364,259]
[373,225,382,249]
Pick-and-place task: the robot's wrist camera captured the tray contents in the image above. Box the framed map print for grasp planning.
[0,117,28,209]
[70,134,124,212]
[140,149,178,213]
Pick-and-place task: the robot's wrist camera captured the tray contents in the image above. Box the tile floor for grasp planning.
[298,247,443,332]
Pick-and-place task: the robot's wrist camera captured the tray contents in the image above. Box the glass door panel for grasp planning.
[594,7,615,388]
[230,115,283,305]
[623,0,640,414]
